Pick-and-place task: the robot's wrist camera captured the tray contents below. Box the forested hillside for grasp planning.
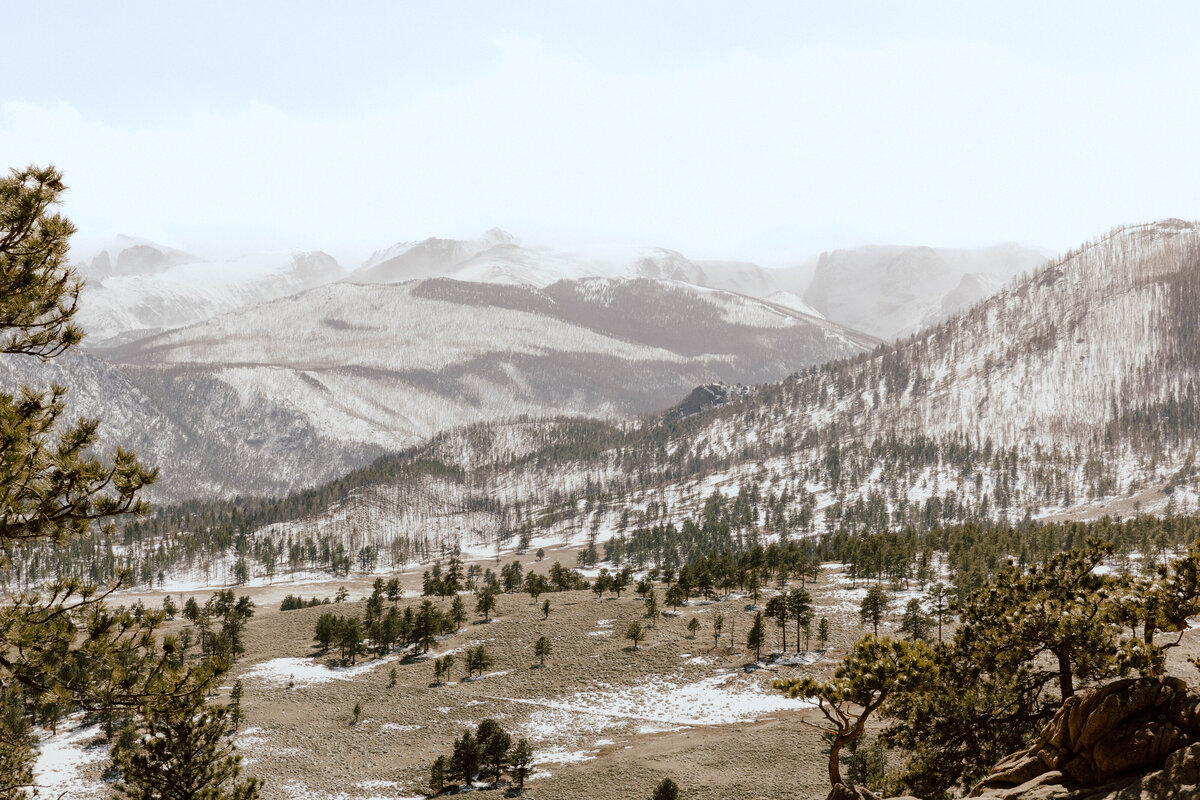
[14,221,1200,593]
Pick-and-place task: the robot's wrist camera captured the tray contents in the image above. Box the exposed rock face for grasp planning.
[968,677,1200,799]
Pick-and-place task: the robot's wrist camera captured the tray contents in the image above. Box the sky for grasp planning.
[3,1,1199,266]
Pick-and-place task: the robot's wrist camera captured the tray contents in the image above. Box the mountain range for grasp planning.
[170,220,1200,566]
[1,227,1050,502]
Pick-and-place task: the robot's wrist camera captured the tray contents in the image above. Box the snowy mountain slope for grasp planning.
[221,221,1200,558]
[39,276,871,500]
[75,240,343,345]
[802,243,1049,340]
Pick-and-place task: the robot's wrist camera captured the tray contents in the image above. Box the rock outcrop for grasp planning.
[968,677,1200,799]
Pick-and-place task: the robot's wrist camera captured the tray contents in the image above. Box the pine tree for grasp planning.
[644,590,658,623]
[746,612,766,661]
[899,598,931,641]
[775,636,934,795]
[652,777,680,800]
[0,165,231,795]
[818,617,831,649]
[476,719,511,786]
[765,594,789,651]
[789,588,814,652]
[712,613,725,649]
[859,585,889,637]
[450,595,467,631]
[927,583,951,642]
[534,636,551,667]
[625,621,644,650]
[227,681,244,732]
[475,588,497,622]
[452,731,480,785]
[687,617,701,640]
[508,738,533,788]
[429,755,449,795]
[113,694,260,800]
[541,598,551,619]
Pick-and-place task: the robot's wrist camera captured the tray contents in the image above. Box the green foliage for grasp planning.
[429,754,449,795]
[652,777,680,800]
[437,719,521,790]
[686,617,701,639]
[474,588,497,622]
[898,598,931,641]
[776,636,934,790]
[476,718,511,785]
[534,635,551,666]
[508,737,533,788]
[881,540,1200,798]
[0,168,233,798]
[625,621,644,650]
[746,611,765,661]
[859,585,889,637]
[112,693,260,800]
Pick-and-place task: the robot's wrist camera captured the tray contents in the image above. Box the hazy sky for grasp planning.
[4,2,1199,265]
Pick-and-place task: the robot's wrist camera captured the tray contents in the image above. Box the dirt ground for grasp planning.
[70,540,1200,800]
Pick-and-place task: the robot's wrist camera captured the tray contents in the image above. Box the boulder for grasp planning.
[966,677,1200,800]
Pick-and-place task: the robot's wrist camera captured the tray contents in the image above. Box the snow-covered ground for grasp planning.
[242,655,398,688]
[509,672,814,764]
[32,720,109,799]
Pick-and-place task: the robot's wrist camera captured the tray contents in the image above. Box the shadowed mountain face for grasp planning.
[0,275,872,501]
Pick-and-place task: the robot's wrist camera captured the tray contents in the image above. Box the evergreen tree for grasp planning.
[113,693,260,800]
[686,617,701,640]
[712,613,725,649]
[927,583,951,642]
[625,621,645,650]
[775,636,934,794]
[652,777,680,800]
[0,165,235,795]
[475,588,497,622]
[789,588,814,652]
[746,612,766,661]
[899,598,931,641]
[644,590,658,623]
[541,598,551,619]
[476,719,511,785]
[859,585,889,637]
[534,636,551,667]
[451,731,480,785]
[508,738,533,788]
[429,755,449,795]
[665,584,686,610]
[765,595,789,651]
[818,617,831,649]
[450,595,467,631]
[227,681,244,732]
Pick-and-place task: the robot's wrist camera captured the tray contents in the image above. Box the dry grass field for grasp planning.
[38,541,1200,800]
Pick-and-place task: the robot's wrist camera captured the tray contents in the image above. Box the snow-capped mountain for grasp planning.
[75,238,343,344]
[219,220,1200,551]
[802,243,1049,340]
[5,275,872,500]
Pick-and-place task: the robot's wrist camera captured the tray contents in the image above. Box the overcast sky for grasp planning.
[3,2,1199,266]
